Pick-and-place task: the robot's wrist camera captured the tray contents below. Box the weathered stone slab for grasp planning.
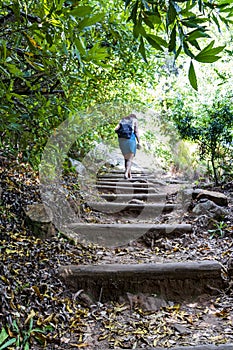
[64,223,192,246]
[104,170,152,175]
[164,178,190,184]
[97,177,146,182]
[95,185,156,194]
[24,203,55,238]
[98,174,151,180]
[98,176,158,184]
[152,345,233,350]
[96,180,156,187]
[95,185,157,194]
[193,200,228,219]
[58,260,224,302]
[88,202,176,216]
[97,178,167,187]
[195,189,228,206]
[101,193,167,203]
[117,346,233,350]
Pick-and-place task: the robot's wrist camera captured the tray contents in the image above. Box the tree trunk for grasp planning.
[211,154,218,186]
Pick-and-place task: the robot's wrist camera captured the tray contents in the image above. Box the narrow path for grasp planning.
[59,165,233,349]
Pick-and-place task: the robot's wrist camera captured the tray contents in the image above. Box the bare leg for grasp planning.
[125,159,132,178]
[124,159,128,179]
[124,153,134,179]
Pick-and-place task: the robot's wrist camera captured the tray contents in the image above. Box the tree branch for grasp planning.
[0,6,42,24]
[12,89,65,96]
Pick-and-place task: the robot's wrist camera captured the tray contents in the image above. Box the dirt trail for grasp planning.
[58,166,233,349]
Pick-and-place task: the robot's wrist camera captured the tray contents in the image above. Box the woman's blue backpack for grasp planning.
[116,122,133,139]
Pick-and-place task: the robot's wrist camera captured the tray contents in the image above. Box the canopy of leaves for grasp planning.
[125,0,233,88]
[0,0,155,166]
[0,0,233,169]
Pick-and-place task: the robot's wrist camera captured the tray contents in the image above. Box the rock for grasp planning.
[128,199,144,204]
[182,188,195,200]
[126,292,168,311]
[227,259,233,278]
[24,203,55,238]
[58,261,223,302]
[173,324,191,335]
[180,188,195,210]
[195,189,228,206]
[73,290,94,307]
[192,200,228,219]
[69,158,86,175]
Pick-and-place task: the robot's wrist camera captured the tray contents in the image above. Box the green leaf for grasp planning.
[0,65,10,77]
[148,35,167,48]
[189,39,201,50]
[181,19,201,28]
[46,33,53,46]
[183,42,195,58]
[142,16,154,29]
[169,25,176,52]
[70,6,93,17]
[0,338,17,350]
[147,14,162,25]
[188,60,198,90]
[187,29,210,41]
[128,0,139,24]
[84,43,108,62]
[75,38,86,55]
[12,2,20,21]
[12,320,19,333]
[0,328,8,344]
[195,41,225,62]
[211,13,220,31]
[78,13,105,30]
[24,342,30,350]
[207,46,225,55]
[138,37,147,62]
[133,22,147,38]
[175,45,182,59]
[0,40,7,60]
[6,64,23,76]
[199,40,215,54]
[167,1,177,27]
[146,35,163,51]
[198,0,203,12]
[195,54,221,63]
[31,328,45,333]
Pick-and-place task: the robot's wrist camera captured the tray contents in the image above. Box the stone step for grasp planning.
[97,175,190,186]
[97,178,156,185]
[153,345,233,350]
[96,180,157,187]
[98,174,154,180]
[97,177,167,186]
[65,223,192,246]
[102,169,152,175]
[88,202,177,216]
[163,178,191,184]
[100,193,167,202]
[95,184,157,194]
[58,260,224,302]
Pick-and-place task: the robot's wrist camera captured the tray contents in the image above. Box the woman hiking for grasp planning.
[115,113,141,179]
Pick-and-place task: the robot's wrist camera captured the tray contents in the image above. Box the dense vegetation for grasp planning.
[0,2,233,349]
[0,0,233,180]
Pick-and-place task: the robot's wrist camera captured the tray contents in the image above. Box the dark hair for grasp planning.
[127,113,137,119]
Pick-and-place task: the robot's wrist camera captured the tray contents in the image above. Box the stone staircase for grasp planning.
[59,166,233,350]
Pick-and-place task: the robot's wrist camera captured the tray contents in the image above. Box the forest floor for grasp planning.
[0,159,233,349]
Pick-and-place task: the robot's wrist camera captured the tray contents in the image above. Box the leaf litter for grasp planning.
[0,160,233,349]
